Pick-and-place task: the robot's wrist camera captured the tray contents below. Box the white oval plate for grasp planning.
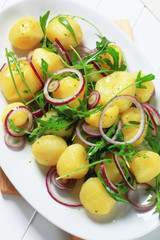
[0,0,160,239]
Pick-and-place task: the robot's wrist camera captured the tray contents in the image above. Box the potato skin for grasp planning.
[95,71,136,113]
[53,76,85,109]
[46,17,83,50]
[39,110,74,137]
[31,135,67,166]
[121,107,148,146]
[129,151,160,183]
[0,61,42,102]
[32,48,64,79]
[57,144,89,179]
[9,17,44,50]
[132,72,154,103]
[85,105,119,128]
[80,177,115,215]
[1,102,27,127]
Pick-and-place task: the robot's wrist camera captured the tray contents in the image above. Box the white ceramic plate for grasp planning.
[0,0,160,239]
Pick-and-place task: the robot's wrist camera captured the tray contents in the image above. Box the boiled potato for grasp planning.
[95,71,136,113]
[95,153,122,184]
[99,44,123,69]
[88,66,103,82]
[57,144,89,179]
[53,76,85,109]
[1,102,27,127]
[32,48,64,79]
[46,16,83,50]
[129,151,160,183]
[132,71,154,103]
[31,135,67,166]
[9,17,44,50]
[121,107,148,146]
[0,61,42,102]
[85,105,119,128]
[80,177,115,215]
[39,110,74,137]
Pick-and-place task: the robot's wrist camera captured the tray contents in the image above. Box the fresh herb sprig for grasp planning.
[40,11,50,47]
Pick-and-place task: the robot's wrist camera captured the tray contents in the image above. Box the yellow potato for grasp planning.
[121,107,147,146]
[31,135,67,166]
[0,61,42,102]
[53,76,85,109]
[80,177,115,215]
[1,102,27,127]
[99,44,123,69]
[32,48,64,79]
[132,72,154,103]
[95,71,136,113]
[85,105,119,128]
[129,151,160,183]
[46,16,83,50]
[57,144,89,179]
[88,66,103,82]
[9,17,44,50]
[39,110,74,137]
[95,153,122,184]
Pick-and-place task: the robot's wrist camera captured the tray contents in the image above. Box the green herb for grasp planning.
[40,11,50,47]
[97,172,129,203]
[122,124,139,130]
[136,71,155,89]
[41,59,48,82]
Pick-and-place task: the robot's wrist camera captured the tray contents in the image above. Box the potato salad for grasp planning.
[1,10,160,216]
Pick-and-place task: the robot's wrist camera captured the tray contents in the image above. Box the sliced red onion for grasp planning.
[88,90,100,108]
[0,63,6,74]
[126,183,157,212]
[81,47,97,58]
[92,61,107,77]
[43,68,85,105]
[55,38,72,65]
[4,133,25,150]
[99,95,146,145]
[100,162,118,193]
[113,154,135,191]
[27,50,34,60]
[142,102,160,126]
[29,60,44,86]
[52,42,67,62]
[143,106,158,137]
[48,79,60,93]
[46,167,82,207]
[5,106,34,137]
[76,120,97,147]
[49,167,76,190]
[82,122,101,137]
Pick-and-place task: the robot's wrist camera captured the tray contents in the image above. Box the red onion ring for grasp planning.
[88,90,100,108]
[92,61,107,77]
[46,167,82,207]
[50,167,76,190]
[52,42,67,62]
[113,154,135,191]
[100,162,118,193]
[48,79,60,93]
[29,60,44,86]
[82,122,101,137]
[76,120,98,147]
[5,106,34,137]
[81,47,97,58]
[55,38,72,65]
[43,68,85,105]
[4,133,25,150]
[143,106,158,137]
[0,63,6,75]
[99,95,146,145]
[142,102,160,126]
[126,183,157,212]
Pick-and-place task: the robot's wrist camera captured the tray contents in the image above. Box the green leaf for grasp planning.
[116,130,124,142]
[40,11,50,47]
[41,59,48,82]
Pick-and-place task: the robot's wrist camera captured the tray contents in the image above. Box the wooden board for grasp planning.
[0,19,133,240]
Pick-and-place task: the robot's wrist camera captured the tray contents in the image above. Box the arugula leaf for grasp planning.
[40,11,50,47]
[145,127,160,154]
[41,59,48,82]
[97,172,129,203]
[136,71,155,89]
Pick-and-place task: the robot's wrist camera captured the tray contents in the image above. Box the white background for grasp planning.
[0,0,160,239]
